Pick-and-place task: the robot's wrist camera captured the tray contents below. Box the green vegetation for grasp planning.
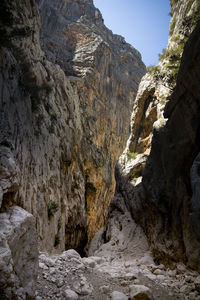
[169,17,177,36]
[159,37,187,63]
[126,152,138,160]
[171,34,180,42]
[186,0,194,14]
[146,65,159,76]
[48,200,59,220]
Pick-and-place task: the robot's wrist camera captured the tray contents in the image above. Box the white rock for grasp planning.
[82,257,96,268]
[80,285,92,295]
[180,285,189,293]
[89,256,105,264]
[156,275,165,281]
[63,289,78,300]
[124,261,131,268]
[42,257,55,267]
[39,262,48,270]
[49,267,56,275]
[167,269,176,277]
[153,268,164,275]
[62,249,81,260]
[129,284,151,299]
[111,291,128,300]
[146,273,157,280]
[99,285,110,293]
[0,206,38,299]
[177,263,186,273]
[124,273,137,280]
[158,264,165,270]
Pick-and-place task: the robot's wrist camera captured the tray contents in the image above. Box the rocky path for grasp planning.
[36,196,200,300]
[36,249,200,300]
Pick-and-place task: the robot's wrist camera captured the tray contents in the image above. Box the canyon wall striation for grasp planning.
[0,0,145,258]
[0,0,145,296]
[116,0,200,270]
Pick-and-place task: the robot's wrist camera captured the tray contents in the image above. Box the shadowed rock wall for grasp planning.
[116,0,200,270]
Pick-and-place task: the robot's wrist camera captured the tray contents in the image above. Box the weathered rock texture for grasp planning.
[0,206,38,299]
[117,0,200,270]
[0,0,145,259]
[37,0,145,244]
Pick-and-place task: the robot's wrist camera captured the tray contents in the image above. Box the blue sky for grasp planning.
[93,0,171,67]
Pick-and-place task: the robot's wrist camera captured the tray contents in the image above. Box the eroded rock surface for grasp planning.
[37,0,145,243]
[0,0,145,257]
[0,206,38,299]
[116,0,200,270]
[36,201,200,300]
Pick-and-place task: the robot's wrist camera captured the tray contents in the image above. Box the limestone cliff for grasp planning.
[117,0,200,270]
[0,0,145,258]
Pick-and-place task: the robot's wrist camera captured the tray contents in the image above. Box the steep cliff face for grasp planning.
[37,0,145,243]
[117,0,200,270]
[0,0,145,258]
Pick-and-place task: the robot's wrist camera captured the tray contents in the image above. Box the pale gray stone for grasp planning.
[82,257,96,268]
[0,206,38,299]
[63,289,78,300]
[111,291,128,300]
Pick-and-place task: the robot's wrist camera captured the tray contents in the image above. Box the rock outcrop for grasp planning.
[116,0,200,270]
[0,0,145,260]
[0,206,38,299]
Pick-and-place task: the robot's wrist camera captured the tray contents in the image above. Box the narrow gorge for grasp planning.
[0,0,200,299]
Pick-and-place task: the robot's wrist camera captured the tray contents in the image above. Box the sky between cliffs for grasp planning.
[93,0,171,67]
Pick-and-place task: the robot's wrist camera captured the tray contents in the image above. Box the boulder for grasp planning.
[129,284,151,300]
[0,206,38,299]
[111,291,128,300]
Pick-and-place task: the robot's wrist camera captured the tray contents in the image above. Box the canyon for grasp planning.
[0,0,200,299]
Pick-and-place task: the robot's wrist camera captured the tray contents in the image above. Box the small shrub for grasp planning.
[147,65,159,75]
[171,34,180,42]
[126,152,138,160]
[48,201,59,220]
[186,0,194,14]
[169,17,177,36]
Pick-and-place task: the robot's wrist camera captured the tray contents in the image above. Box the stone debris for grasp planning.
[36,237,200,300]
[36,196,200,300]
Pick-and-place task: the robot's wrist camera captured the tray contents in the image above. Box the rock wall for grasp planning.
[0,0,145,258]
[117,0,200,270]
[37,0,145,244]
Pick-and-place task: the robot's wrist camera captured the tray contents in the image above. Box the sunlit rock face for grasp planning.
[36,0,145,247]
[116,0,200,270]
[0,0,145,257]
